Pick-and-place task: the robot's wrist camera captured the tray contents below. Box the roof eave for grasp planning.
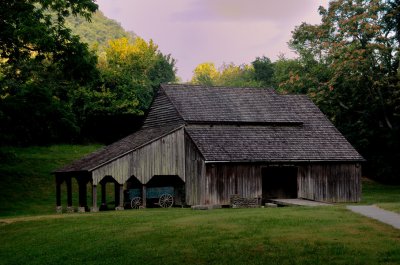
[204,159,365,164]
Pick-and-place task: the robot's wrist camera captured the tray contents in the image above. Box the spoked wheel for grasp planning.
[159,194,174,208]
[130,197,142,209]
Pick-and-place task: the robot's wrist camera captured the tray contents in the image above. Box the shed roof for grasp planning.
[55,125,183,173]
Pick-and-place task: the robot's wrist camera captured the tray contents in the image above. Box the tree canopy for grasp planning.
[0,0,99,144]
[0,0,176,145]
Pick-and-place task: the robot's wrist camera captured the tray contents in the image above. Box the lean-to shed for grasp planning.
[54,84,363,211]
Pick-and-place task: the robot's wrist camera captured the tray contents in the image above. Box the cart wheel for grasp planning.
[159,194,173,208]
[131,197,142,209]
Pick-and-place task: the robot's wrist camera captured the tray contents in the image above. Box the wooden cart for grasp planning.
[128,186,174,209]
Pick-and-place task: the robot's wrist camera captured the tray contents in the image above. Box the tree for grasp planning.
[191,62,260,87]
[0,0,99,145]
[217,63,259,87]
[191,62,220,86]
[95,37,176,114]
[288,0,400,182]
[252,56,275,87]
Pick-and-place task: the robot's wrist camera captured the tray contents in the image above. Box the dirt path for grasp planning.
[0,213,95,224]
[347,205,400,229]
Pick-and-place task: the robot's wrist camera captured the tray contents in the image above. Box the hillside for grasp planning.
[65,10,135,49]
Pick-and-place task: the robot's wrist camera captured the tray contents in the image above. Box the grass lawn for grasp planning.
[361,178,400,213]
[1,207,400,265]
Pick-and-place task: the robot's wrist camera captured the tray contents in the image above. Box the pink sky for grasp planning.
[96,0,329,81]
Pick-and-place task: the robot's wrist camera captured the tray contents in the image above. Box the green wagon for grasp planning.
[128,186,174,209]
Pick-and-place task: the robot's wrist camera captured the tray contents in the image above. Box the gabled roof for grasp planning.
[162,84,362,162]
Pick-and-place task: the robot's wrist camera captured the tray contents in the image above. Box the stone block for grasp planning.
[90,207,99,212]
[56,206,63,213]
[115,206,125,211]
[77,207,86,213]
[265,203,278,208]
[66,206,75,213]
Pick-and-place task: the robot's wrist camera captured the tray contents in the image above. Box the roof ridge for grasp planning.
[161,83,276,92]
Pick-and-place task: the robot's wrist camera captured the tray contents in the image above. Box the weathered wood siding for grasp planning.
[298,163,361,202]
[204,164,262,205]
[184,133,206,205]
[142,89,184,128]
[92,128,185,185]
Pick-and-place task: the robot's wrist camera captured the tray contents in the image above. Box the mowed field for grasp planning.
[1,145,400,265]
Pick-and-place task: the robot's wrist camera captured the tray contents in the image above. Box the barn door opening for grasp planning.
[262,166,298,203]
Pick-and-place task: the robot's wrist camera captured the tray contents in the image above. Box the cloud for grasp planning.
[173,0,319,23]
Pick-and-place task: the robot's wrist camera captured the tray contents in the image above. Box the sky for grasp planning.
[96,0,329,81]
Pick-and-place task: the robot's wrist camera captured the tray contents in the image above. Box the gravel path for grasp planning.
[347,205,400,229]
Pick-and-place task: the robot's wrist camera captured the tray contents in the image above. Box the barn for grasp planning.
[54,84,363,212]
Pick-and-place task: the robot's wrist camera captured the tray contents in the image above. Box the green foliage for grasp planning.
[65,10,135,49]
[191,62,261,87]
[252,56,275,87]
[191,62,220,86]
[0,0,99,145]
[80,37,176,117]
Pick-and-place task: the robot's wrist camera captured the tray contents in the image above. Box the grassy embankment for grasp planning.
[1,145,400,265]
[0,145,102,216]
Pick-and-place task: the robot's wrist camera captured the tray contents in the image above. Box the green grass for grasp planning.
[361,178,400,213]
[0,145,102,217]
[1,207,400,265]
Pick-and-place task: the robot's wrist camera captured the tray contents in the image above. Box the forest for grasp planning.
[0,0,399,183]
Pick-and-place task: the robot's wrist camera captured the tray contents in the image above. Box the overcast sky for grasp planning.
[96,0,329,81]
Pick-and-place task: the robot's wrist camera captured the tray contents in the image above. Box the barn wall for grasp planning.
[184,133,206,205]
[297,163,361,202]
[92,128,185,185]
[204,164,262,205]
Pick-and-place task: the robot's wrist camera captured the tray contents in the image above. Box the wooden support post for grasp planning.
[66,177,73,213]
[114,182,120,208]
[55,176,62,213]
[115,183,124,210]
[56,177,62,206]
[142,185,147,208]
[119,184,124,208]
[78,179,87,212]
[91,185,98,212]
[100,182,107,211]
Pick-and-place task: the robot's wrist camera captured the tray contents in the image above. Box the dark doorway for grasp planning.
[262,166,298,203]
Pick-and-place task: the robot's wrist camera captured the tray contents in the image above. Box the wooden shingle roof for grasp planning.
[162,84,302,124]
[57,84,363,173]
[166,85,363,162]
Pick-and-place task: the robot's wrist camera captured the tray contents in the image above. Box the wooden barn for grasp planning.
[54,84,363,212]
